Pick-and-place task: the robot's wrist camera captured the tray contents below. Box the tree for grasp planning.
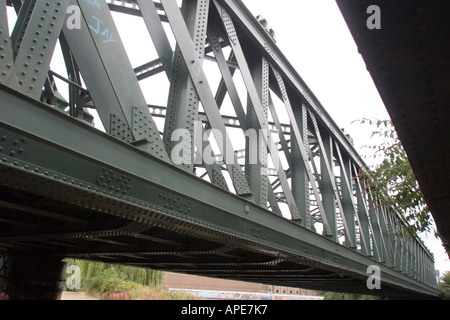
[356,119,433,237]
[439,271,450,299]
[64,259,165,291]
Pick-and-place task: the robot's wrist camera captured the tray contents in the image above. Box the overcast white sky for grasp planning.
[243,0,389,148]
[242,0,449,276]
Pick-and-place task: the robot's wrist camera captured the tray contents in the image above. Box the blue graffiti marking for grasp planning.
[89,16,117,44]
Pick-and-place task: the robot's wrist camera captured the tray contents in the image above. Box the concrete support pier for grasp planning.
[0,252,66,300]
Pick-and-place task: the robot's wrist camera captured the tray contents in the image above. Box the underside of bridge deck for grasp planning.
[336,0,450,256]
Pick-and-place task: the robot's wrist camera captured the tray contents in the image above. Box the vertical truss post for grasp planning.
[262,65,330,230]
[380,206,395,268]
[410,238,416,278]
[368,191,389,264]
[163,0,210,172]
[318,126,337,240]
[291,104,312,229]
[212,0,301,216]
[411,237,417,280]
[396,221,403,272]
[418,245,423,283]
[339,150,358,249]
[418,243,422,282]
[399,225,406,274]
[388,212,399,270]
[58,35,84,119]
[425,251,429,285]
[406,238,412,276]
[407,238,414,278]
[421,246,427,284]
[352,164,378,258]
[207,34,279,214]
[310,110,355,246]
[429,254,436,287]
[413,241,419,280]
[245,56,269,208]
[336,143,370,254]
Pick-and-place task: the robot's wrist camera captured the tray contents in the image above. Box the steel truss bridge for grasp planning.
[0,0,441,299]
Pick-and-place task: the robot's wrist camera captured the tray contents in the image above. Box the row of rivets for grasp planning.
[14,1,67,98]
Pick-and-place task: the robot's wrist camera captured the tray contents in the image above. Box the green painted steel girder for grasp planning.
[0,85,440,298]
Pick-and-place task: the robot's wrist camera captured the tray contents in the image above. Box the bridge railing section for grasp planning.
[0,0,437,289]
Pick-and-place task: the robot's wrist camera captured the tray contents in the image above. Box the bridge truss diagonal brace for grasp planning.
[352,163,380,259]
[136,0,174,82]
[335,140,371,254]
[267,67,328,229]
[206,30,271,197]
[367,190,391,265]
[191,51,239,192]
[62,0,169,162]
[9,0,70,99]
[0,0,18,90]
[307,109,356,249]
[213,0,303,221]
[160,0,252,199]
[208,28,271,208]
[290,104,313,229]
[138,0,227,187]
[219,0,366,172]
